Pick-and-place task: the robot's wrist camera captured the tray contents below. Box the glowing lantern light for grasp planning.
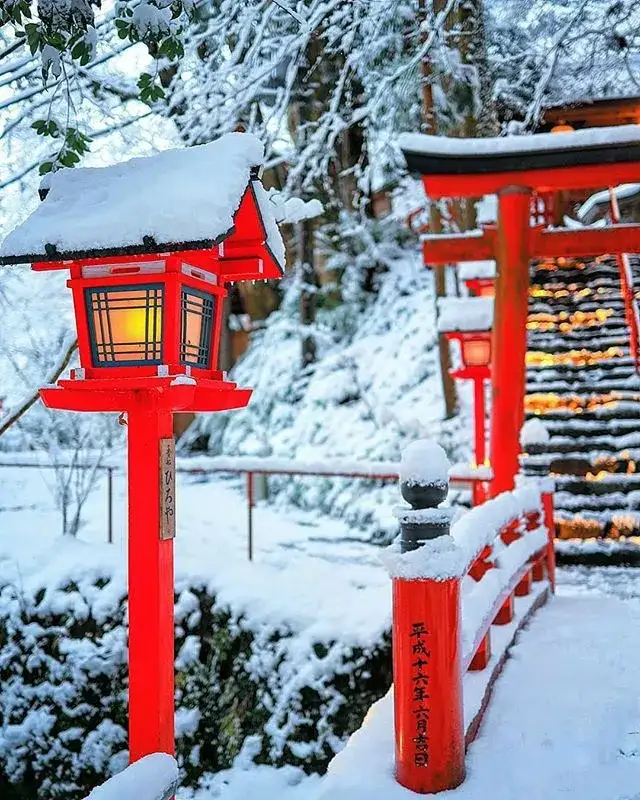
[464,277,495,298]
[550,121,575,134]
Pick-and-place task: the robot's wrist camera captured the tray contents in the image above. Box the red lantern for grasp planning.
[464,277,495,298]
[445,331,491,476]
[0,134,285,770]
[446,331,491,379]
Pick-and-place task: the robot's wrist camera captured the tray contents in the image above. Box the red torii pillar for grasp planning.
[491,188,531,494]
[401,126,640,496]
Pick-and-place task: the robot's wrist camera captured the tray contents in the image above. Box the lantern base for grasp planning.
[40,376,252,414]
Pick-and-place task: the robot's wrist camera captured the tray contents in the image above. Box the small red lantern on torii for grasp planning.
[402,124,640,497]
[438,296,492,501]
[0,133,285,767]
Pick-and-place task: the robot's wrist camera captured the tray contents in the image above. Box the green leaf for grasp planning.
[39,162,54,175]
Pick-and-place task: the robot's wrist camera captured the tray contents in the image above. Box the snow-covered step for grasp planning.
[537,419,640,440]
[526,378,640,394]
[553,473,640,494]
[536,431,640,452]
[554,491,637,513]
[528,403,640,424]
[525,362,637,380]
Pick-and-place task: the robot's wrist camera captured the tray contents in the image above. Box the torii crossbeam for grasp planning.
[400,125,640,496]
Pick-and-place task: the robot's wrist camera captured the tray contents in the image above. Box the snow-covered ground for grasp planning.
[2,465,640,800]
[0,463,392,647]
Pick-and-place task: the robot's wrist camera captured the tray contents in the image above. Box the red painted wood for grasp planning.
[468,546,494,582]
[533,223,640,258]
[490,189,531,496]
[423,229,496,264]
[494,593,514,626]
[473,377,486,467]
[127,399,175,763]
[422,223,640,266]
[392,578,465,794]
[514,569,532,597]
[421,162,640,199]
[531,557,545,582]
[469,632,491,671]
[542,491,556,593]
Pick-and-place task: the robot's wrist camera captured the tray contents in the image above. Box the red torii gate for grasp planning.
[400,125,640,496]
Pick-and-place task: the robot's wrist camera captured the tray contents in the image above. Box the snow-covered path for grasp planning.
[318,588,640,800]
[459,592,640,799]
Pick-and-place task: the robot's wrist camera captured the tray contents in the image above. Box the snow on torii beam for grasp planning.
[400,124,640,497]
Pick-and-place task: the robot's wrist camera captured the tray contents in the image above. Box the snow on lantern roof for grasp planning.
[458,260,496,281]
[399,124,640,176]
[437,297,494,333]
[0,132,285,271]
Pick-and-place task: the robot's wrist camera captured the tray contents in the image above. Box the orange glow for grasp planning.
[462,337,491,367]
[89,286,163,364]
[525,390,623,415]
[527,308,613,333]
[526,347,623,368]
[550,122,575,133]
[183,297,205,352]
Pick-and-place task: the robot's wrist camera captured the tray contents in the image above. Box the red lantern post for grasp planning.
[0,134,285,766]
[444,331,491,503]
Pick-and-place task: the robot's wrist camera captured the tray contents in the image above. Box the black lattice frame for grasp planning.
[180,286,215,369]
[85,283,164,367]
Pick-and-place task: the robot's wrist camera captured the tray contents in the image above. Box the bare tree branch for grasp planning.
[0,338,77,438]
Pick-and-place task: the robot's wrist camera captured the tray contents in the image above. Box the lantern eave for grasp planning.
[40,376,252,414]
[7,232,232,272]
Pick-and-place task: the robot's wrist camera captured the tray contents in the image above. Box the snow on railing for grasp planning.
[83,753,178,800]
[347,440,555,796]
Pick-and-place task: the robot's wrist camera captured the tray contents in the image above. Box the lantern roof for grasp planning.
[0,132,285,275]
[437,297,494,333]
[399,125,640,177]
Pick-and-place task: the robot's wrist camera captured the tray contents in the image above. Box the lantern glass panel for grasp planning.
[463,338,491,367]
[85,284,164,367]
[180,288,215,368]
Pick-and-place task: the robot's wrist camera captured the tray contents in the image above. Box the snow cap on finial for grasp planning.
[400,439,450,487]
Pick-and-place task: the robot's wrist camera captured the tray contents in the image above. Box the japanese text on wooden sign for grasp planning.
[159,438,176,540]
[410,621,431,767]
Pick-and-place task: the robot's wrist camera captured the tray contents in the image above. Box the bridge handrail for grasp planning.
[83,753,179,800]
[457,483,550,670]
[385,469,555,794]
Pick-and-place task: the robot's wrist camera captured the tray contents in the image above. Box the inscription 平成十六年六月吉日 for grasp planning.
[410,621,431,767]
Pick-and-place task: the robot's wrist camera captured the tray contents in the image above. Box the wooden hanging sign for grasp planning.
[159,438,176,540]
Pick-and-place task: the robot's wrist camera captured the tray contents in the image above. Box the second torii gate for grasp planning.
[400,125,640,496]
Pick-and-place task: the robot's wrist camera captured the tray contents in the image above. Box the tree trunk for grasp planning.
[419,0,458,419]
[300,219,317,368]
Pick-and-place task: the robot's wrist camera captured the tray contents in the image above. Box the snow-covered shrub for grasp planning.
[0,573,391,798]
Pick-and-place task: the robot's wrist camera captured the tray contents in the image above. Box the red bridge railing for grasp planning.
[384,443,555,794]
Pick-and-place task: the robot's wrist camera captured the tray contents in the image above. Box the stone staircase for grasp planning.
[523,254,640,539]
